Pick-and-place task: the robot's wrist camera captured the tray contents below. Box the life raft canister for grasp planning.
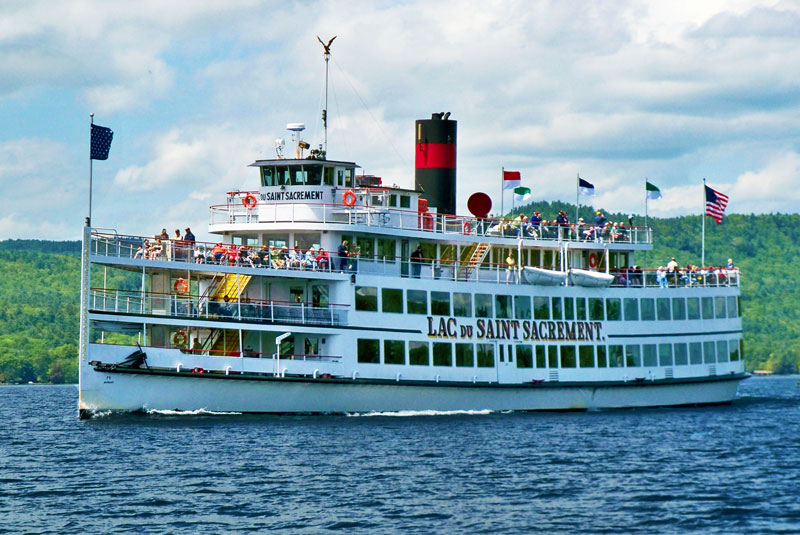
[173,278,189,294]
[172,330,188,347]
[243,194,258,209]
[463,221,471,235]
[191,366,205,374]
[343,190,356,207]
[588,252,599,268]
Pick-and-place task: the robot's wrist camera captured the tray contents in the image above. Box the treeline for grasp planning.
[0,213,798,384]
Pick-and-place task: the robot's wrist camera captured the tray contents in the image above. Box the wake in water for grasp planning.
[146,408,243,416]
[347,409,494,417]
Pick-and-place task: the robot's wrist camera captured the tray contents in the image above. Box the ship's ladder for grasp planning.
[210,329,240,357]
[458,242,491,281]
[211,273,252,301]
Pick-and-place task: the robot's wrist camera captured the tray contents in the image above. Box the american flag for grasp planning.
[705,185,729,224]
[90,123,114,160]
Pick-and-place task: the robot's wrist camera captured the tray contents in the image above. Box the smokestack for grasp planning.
[415,113,456,215]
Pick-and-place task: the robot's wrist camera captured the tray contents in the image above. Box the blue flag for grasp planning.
[91,124,114,160]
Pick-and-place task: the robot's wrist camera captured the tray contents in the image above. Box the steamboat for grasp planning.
[78,54,745,416]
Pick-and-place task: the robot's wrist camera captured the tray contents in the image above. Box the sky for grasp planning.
[2,0,800,241]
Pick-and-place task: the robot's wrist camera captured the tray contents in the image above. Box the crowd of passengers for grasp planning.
[490,210,633,242]
[613,257,738,287]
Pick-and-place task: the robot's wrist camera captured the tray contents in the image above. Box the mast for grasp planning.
[317,35,336,154]
[702,177,706,267]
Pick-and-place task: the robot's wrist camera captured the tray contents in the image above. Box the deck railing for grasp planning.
[88,232,739,289]
[208,200,654,245]
[89,288,348,326]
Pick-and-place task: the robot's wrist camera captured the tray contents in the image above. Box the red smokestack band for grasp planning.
[415,143,456,169]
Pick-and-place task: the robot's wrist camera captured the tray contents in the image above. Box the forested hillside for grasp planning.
[0,211,798,384]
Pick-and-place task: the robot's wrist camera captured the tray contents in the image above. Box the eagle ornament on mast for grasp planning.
[317,35,337,154]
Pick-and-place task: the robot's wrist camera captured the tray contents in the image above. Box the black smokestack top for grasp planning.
[415,113,456,216]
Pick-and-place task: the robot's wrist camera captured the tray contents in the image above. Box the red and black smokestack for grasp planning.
[415,112,456,215]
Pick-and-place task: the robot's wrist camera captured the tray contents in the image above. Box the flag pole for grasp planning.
[575,173,580,226]
[501,167,505,218]
[644,177,648,267]
[701,178,706,267]
[88,113,94,227]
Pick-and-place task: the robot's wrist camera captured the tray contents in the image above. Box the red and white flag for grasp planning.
[503,170,521,190]
[705,185,729,224]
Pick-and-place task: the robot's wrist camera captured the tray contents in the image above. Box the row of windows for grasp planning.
[357,339,743,368]
[355,287,741,321]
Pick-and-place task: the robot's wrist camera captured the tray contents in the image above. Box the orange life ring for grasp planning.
[463,221,471,235]
[173,278,189,294]
[343,190,356,206]
[588,252,599,268]
[243,194,258,209]
[172,330,188,347]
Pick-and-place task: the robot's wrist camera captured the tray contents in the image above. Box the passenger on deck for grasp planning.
[288,246,303,269]
[656,266,668,288]
[280,246,291,269]
[316,247,330,271]
[593,211,607,243]
[238,245,254,268]
[410,245,423,278]
[194,246,205,264]
[269,246,283,269]
[211,243,226,263]
[256,245,269,267]
[305,247,318,270]
[134,239,150,259]
[506,252,517,284]
[338,240,349,272]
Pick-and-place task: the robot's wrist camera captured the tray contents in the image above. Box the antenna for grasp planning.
[317,35,336,154]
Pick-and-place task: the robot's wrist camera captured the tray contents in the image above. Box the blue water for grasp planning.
[1,377,799,534]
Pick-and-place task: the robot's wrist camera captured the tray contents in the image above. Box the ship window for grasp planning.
[475,294,493,318]
[357,339,380,363]
[431,291,450,316]
[687,298,700,320]
[290,167,304,185]
[703,341,716,363]
[533,296,549,319]
[384,340,405,365]
[543,249,554,269]
[382,288,403,313]
[714,296,727,319]
[625,345,641,367]
[672,298,686,320]
[727,296,738,318]
[266,234,289,249]
[455,343,474,367]
[597,346,607,367]
[657,298,671,321]
[233,234,259,246]
[433,342,452,366]
[354,236,373,260]
[311,285,329,307]
[389,194,398,207]
[551,297,563,320]
[717,340,729,362]
[336,169,344,186]
[377,239,395,261]
[729,340,740,361]
[739,339,745,361]
[261,166,275,186]
[560,346,576,368]
[575,298,587,321]
[514,296,531,319]
[535,346,546,368]
[409,341,429,365]
[517,345,533,368]
[589,298,604,321]
[689,342,702,364]
[306,166,322,186]
[701,297,714,319]
[294,233,321,251]
[276,166,290,185]
[640,298,655,321]
[323,167,334,186]
[659,344,673,366]
[495,295,512,319]
[477,344,494,367]
[563,298,574,320]
[674,343,688,365]
[623,298,638,321]
[548,346,559,368]
[344,168,353,187]
[609,345,623,367]
[355,286,378,311]
[606,298,621,321]
[406,290,426,314]
[453,293,472,317]
[579,346,594,368]
[399,195,411,209]
[642,344,657,366]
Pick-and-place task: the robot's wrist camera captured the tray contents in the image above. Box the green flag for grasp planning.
[646,180,662,199]
[513,186,531,203]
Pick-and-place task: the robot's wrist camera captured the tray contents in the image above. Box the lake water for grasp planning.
[1,376,799,534]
